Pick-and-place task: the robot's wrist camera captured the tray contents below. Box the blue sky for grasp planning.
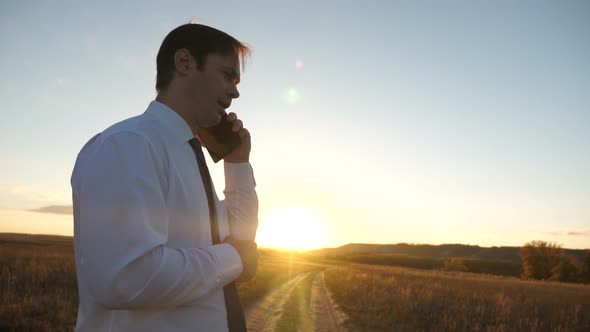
[0,0,589,249]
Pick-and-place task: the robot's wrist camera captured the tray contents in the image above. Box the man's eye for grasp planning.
[224,73,232,80]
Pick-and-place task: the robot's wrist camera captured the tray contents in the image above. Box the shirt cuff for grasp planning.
[224,162,256,191]
[206,243,243,287]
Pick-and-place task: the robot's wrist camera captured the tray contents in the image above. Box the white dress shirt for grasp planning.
[70,101,258,332]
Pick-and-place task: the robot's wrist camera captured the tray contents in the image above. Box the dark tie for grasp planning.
[189,138,247,332]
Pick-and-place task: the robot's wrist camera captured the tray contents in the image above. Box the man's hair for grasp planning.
[155,24,251,92]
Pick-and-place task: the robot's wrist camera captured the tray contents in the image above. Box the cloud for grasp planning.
[27,205,73,215]
[541,230,590,237]
[566,231,590,237]
[0,183,70,211]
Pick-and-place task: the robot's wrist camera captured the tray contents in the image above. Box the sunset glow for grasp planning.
[256,206,327,250]
[1,1,589,250]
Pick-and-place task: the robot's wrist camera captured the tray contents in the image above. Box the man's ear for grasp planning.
[174,48,194,76]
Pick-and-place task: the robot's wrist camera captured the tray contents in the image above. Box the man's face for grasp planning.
[186,52,241,128]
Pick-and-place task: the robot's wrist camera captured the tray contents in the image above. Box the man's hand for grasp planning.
[224,236,259,282]
[223,112,251,163]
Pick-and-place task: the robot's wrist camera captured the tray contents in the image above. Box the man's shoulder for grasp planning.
[101,112,157,141]
[87,111,166,147]
[72,112,168,180]
[75,112,167,164]
[70,113,174,192]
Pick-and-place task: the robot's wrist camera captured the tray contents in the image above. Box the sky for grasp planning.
[0,0,589,249]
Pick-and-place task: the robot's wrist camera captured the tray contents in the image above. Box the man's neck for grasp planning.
[156,91,199,136]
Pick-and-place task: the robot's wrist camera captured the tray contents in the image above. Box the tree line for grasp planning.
[519,240,590,283]
[307,240,590,283]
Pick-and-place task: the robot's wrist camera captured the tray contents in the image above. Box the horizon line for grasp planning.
[1,232,588,251]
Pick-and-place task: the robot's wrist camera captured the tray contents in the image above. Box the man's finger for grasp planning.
[232,119,243,132]
[239,128,251,140]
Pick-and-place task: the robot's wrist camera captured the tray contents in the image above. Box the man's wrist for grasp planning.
[224,159,249,163]
[224,162,256,192]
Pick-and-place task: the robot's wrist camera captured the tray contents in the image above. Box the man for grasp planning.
[70,24,259,331]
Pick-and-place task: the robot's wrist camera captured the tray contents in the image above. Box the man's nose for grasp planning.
[228,85,240,99]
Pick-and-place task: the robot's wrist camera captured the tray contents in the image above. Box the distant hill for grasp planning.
[1,233,586,263]
[0,233,73,246]
[311,243,587,263]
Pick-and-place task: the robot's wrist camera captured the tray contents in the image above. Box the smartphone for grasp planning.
[198,113,242,163]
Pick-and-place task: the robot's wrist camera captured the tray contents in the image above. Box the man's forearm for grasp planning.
[80,242,242,310]
[223,162,258,241]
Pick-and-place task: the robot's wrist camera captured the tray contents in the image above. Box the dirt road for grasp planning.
[310,272,350,332]
[245,270,350,332]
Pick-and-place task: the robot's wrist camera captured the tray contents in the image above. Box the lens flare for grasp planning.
[282,87,301,104]
[295,59,304,70]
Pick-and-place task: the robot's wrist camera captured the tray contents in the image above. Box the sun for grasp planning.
[256,206,328,250]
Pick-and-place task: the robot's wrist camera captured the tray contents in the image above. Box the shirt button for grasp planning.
[216,277,221,285]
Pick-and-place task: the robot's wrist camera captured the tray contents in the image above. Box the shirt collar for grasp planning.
[145,100,196,144]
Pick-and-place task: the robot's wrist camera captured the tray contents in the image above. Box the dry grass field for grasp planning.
[324,264,590,332]
[0,234,322,331]
[1,234,589,331]
[0,234,77,331]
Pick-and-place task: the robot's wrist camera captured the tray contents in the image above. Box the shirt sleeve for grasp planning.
[223,162,259,241]
[71,131,242,310]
